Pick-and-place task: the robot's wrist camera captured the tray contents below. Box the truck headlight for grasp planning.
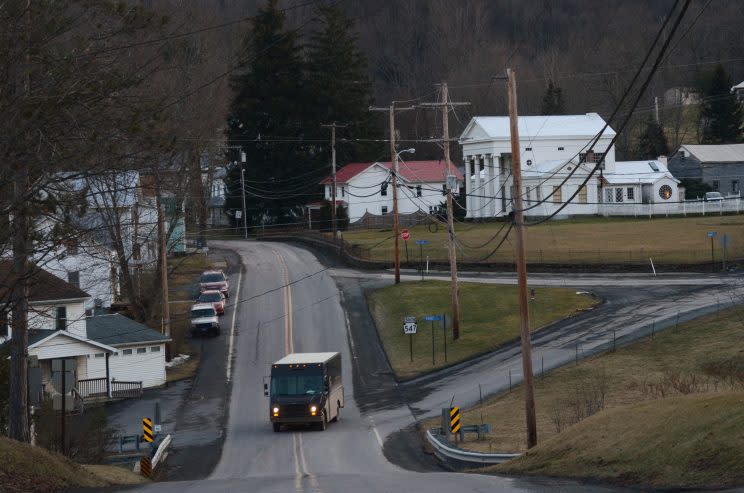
[272,406,279,416]
[310,405,317,416]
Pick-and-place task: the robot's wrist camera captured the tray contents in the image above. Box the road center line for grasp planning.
[273,249,295,355]
[226,267,243,383]
[293,433,303,492]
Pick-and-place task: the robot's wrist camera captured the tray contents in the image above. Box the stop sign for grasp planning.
[401,229,410,241]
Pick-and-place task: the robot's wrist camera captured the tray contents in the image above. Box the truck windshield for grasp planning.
[271,375,324,396]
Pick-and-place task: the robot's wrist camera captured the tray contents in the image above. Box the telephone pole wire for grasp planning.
[370,104,414,284]
[418,84,469,339]
[506,68,538,448]
[321,123,347,243]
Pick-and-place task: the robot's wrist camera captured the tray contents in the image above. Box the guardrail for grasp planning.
[426,427,520,469]
[151,434,172,470]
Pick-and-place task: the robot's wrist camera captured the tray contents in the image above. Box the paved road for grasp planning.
[116,241,637,492]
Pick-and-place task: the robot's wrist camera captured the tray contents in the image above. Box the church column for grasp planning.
[473,154,482,218]
[464,156,472,218]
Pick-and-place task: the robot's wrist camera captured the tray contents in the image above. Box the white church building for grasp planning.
[458,113,680,218]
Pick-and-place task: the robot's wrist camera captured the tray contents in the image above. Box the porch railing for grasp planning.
[112,380,143,399]
[77,377,108,398]
[76,377,143,400]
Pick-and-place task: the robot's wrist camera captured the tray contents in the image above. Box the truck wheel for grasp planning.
[272,423,281,432]
[331,403,340,422]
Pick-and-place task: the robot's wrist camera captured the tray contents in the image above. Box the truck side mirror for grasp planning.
[263,383,269,397]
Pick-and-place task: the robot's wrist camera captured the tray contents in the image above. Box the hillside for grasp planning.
[497,392,744,489]
[0,437,146,493]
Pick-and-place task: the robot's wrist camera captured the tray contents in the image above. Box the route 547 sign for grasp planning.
[403,316,417,335]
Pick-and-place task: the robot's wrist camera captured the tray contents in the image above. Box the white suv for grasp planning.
[191,303,220,337]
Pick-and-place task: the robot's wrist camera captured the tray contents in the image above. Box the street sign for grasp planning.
[404,322,417,334]
[140,457,152,478]
[449,406,461,433]
[401,229,410,241]
[415,239,429,245]
[235,210,242,219]
[424,315,442,321]
[707,231,717,238]
[143,417,154,443]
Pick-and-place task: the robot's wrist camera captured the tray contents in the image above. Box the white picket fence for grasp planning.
[598,197,742,217]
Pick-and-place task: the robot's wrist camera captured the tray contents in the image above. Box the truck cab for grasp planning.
[264,352,344,432]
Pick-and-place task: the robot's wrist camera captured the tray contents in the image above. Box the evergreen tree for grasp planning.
[305,4,379,164]
[699,64,743,144]
[540,79,565,115]
[637,115,669,159]
[225,0,312,224]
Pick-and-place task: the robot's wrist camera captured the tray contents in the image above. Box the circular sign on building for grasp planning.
[401,229,410,241]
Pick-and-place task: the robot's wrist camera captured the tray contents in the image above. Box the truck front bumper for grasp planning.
[270,415,323,424]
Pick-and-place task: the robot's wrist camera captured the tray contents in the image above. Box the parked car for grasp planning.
[198,290,225,316]
[191,303,220,337]
[199,270,229,298]
[704,191,724,201]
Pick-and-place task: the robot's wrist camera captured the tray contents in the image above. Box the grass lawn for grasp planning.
[367,281,597,379]
[498,393,744,489]
[0,436,146,493]
[343,214,744,264]
[165,253,213,381]
[433,306,744,488]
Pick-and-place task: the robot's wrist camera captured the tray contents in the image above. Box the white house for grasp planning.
[318,160,464,223]
[0,262,170,408]
[33,171,161,310]
[458,113,680,218]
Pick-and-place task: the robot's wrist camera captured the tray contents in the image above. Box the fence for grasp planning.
[598,197,742,217]
[112,380,143,399]
[75,378,143,400]
[77,377,108,398]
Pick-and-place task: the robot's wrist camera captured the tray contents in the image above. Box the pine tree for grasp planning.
[540,79,565,115]
[305,4,379,164]
[699,64,743,144]
[225,0,312,224]
[637,115,669,159]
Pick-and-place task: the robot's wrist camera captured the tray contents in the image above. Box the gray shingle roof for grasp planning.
[682,144,744,163]
[86,314,170,346]
[0,261,90,304]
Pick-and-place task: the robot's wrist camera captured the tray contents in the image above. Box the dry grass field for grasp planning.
[343,215,744,265]
[424,306,744,488]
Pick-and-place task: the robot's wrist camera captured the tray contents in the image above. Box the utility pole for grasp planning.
[506,68,538,449]
[132,200,141,302]
[9,0,32,443]
[60,359,66,455]
[321,123,347,242]
[157,201,171,361]
[418,84,469,339]
[370,104,414,284]
[239,151,247,239]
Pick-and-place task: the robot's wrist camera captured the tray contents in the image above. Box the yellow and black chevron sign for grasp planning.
[449,406,461,433]
[143,417,154,443]
[140,457,152,478]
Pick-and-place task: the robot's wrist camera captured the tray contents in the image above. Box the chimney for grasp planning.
[657,155,668,166]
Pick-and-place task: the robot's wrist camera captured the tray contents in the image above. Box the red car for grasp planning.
[199,270,229,298]
[197,290,226,316]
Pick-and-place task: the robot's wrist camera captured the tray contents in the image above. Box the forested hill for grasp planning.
[152,0,743,158]
[186,0,742,113]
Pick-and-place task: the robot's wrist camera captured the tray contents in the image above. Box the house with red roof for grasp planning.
[316,160,463,223]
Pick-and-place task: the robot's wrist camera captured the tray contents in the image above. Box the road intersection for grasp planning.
[115,241,740,493]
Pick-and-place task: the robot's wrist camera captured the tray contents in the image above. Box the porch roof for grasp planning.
[86,313,171,346]
[28,329,117,357]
